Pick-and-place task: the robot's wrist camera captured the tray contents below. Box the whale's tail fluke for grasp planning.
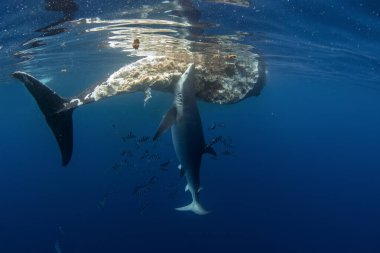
[12,71,74,166]
[175,200,210,215]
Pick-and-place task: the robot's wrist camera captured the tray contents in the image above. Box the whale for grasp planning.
[11,0,265,166]
[12,45,264,166]
[153,63,216,215]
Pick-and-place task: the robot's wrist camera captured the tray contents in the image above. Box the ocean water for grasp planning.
[1,1,380,253]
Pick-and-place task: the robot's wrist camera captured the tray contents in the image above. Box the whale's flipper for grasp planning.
[12,72,74,166]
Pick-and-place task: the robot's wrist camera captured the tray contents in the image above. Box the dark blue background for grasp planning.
[0,1,379,252]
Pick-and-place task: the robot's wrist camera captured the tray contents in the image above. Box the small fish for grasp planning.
[137,135,150,143]
[132,184,150,196]
[208,122,217,130]
[160,160,171,167]
[110,162,124,175]
[122,159,135,168]
[221,137,233,148]
[148,153,160,162]
[126,131,136,139]
[132,176,156,196]
[123,131,136,142]
[140,149,150,160]
[208,135,223,147]
[124,150,133,157]
[138,201,149,215]
[148,176,157,185]
[221,149,232,156]
[112,163,121,171]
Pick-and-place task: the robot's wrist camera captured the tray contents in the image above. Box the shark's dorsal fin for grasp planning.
[204,145,217,156]
[153,106,177,141]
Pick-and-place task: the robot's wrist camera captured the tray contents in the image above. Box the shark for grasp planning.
[153,63,216,215]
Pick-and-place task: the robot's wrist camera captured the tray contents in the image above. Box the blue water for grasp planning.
[1,1,380,252]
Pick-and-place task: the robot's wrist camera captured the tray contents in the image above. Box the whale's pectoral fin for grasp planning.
[153,106,177,141]
[204,145,217,156]
[12,71,74,166]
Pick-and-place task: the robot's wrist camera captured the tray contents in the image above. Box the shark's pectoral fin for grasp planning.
[178,164,185,177]
[153,106,177,141]
[12,71,75,166]
[204,145,217,156]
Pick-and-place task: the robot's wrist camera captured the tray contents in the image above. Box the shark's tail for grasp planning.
[175,200,210,215]
[12,71,75,166]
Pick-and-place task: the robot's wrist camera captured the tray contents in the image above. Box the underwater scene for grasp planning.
[0,0,379,252]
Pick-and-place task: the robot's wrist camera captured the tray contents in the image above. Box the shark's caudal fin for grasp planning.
[175,200,210,215]
[12,71,74,166]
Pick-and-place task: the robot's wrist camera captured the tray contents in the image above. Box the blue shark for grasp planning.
[153,63,216,215]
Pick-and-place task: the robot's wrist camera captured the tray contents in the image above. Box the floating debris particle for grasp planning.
[132,38,140,49]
